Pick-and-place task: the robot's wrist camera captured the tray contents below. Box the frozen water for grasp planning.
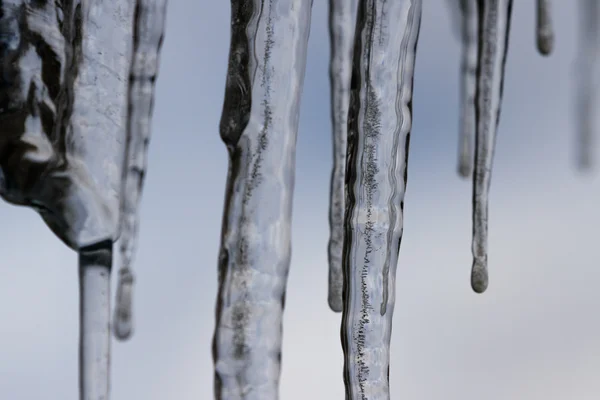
[470,0,513,294]
[212,1,312,399]
[452,0,478,178]
[536,0,554,55]
[575,0,599,170]
[114,0,169,342]
[1,1,598,399]
[327,0,357,313]
[341,0,421,398]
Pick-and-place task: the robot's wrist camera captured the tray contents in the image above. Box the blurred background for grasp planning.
[1,1,599,399]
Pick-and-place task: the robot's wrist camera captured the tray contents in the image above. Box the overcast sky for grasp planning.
[1,1,600,399]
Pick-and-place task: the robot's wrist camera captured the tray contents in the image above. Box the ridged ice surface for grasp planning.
[341,0,421,398]
[470,0,513,293]
[327,0,357,313]
[0,0,132,250]
[114,0,168,342]
[575,0,599,170]
[212,1,312,399]
[0,1,133,399]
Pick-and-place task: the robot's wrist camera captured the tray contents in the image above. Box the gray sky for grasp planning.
[1,1,600,399]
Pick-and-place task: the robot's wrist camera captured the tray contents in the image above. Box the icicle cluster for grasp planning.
[1,0,598,399]
[213,1,595,399]
[0,0,167,398]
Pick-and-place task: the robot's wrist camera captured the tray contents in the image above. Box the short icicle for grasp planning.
[456,0,478,178]
[327,0,358,313]
[78,240,113,400]
[575,0,599,170]
[114,0,169,342]
[470,0,513,293]
[341,0,422,399]
[536,0,554,56]
[212,1,313,399]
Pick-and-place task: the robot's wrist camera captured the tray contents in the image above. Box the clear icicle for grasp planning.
[536,0,554,56]
[114,0,168,342]
[327,0,357,313]
[575,0,599,170]
[78,241,113,400]
[341,0,422,398]
[470,0,513,293]
[456,0,478,178]
[213,1,313,399]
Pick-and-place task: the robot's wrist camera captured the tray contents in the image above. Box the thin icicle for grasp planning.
[78,241,113,400]
[575,0,599,170]
[114,0,168,342]
[213,1,313,399]
[456,0,478,178]
[536,0,553,56]
[471,0,513,293]
[341,0,421,398]
[327,0,357,313]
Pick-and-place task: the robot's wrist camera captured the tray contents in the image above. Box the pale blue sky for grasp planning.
[1,1,600,399]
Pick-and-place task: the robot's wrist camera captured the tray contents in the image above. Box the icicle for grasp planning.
[78,240,113,400]
[114,0,168,342]
[0,1,132,398]
[575,0,598,170]
[456,0,478,178]
[536,0,554,56]
[327,0,357,313]
[470,0,513,293]
[213,1,313,399]
[341,0,422,398]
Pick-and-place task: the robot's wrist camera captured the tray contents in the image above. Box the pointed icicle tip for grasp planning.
[471,258,488,294]
[113,268,134,341]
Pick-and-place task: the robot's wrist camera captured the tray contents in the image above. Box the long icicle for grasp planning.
[78,240,113,400]
[457,0,478,178]
[575,0,598,170]
[327,0,357,313]
[470,0,513,293]
[113,0,169,342]
[341,0,422,398]
[535,0,554,56]
[212,1,313,398]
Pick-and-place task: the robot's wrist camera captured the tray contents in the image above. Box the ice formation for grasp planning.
[0,0,596,399]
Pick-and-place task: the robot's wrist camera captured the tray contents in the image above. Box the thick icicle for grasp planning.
[79,241,113,400]
[470,0,513,293]
[0,1,132,398]
[212,1,313,399]
[327,0,357,313]
[536,0,553,56]
[456,0,478,178]
[575,0,599,170]
[114,0,168,342]
[341,0,422,398]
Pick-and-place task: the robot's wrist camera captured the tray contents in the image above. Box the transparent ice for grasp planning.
[0,1,597,399]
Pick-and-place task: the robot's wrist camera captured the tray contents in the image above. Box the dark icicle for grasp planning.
[470,0,513,293]
[114,0,169,342]
[327,0,357,313]
[575,0,598,170]
[536,0,554,56]
[212,1,313,399]
[341,0,422,398]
